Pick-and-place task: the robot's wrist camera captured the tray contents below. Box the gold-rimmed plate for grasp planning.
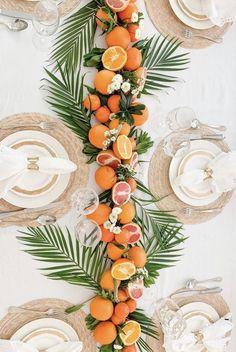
[177,0,208,21]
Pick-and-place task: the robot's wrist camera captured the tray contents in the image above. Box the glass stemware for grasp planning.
[75,218,102,248]
[71,188,99,216]
[167,107,197,131]
[32,0,59,51]
[163,133,191,157]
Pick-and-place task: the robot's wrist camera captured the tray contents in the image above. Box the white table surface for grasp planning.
[0,0,235,350]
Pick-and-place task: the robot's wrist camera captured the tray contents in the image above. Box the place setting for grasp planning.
[0,298,96,352]
[0,112,88,227]
[148,107,236,224]
[145,0,235,48]
[147,276,233,352]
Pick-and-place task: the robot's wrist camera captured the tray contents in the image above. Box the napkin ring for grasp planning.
[27,157,39,170]
[204,167,213,178]
[194,331,204,344]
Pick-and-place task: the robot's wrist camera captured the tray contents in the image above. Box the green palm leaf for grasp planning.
[17,226,109,291]
[138,36,190,94]
[50,1,99,68]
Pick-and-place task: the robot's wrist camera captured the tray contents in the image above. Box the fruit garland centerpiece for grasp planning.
[18,1,190,352]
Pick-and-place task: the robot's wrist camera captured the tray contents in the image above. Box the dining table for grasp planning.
[0,0,236,350]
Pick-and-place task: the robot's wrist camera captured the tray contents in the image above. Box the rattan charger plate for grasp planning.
[0,113,88,227]
[147,290,229,352]
[148,129,233,224]
[0,298,96,352]
[145,0,232,49]
[0,0,81,17]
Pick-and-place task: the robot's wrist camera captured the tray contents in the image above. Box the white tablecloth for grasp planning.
[0,0,235,350]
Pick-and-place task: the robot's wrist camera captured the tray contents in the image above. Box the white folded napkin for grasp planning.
[164,313,234,352]
[175,151,236,193]
[201,0,236,26]
[0,340,83,352]
[0,144,77,199]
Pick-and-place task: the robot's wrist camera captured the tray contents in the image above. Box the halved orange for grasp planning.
[111,258,136,280]
[106,0,130,12]
[113,135,132,160]
[102,46,128,71]
[119,320,141,346]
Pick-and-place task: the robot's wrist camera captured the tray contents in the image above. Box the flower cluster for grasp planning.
[103,207,122,234]
[107,74,131,94]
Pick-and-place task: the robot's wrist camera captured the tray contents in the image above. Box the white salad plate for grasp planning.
[169,0,214,29]
[169,140,222,206]
[178,0,208,20]
[2,130,70,208]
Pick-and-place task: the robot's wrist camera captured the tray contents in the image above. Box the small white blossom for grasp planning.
[112,207,122,215]
[135,28,142,40]
[131,12,139,23]
[121,82,131,93]
[110,128,118,135]
[114,345,123,350]
[109,113,116,120]
[132,88,139,96]
[104,131,110,137]
[111,81,121,91]
[104,221,111,229]
[103,140,109,146]
[139,19,144,30]
[109,223,116,232]
[107,84,113,94]
[112,74,123,83]
[109,213,117,223]
[110,136,116,142]
[113,226,122,235]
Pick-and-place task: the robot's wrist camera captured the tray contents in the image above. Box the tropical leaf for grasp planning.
[50,1,99,68]
[137,36,190,94]
[17,226,109,291]
[129,309,158,340]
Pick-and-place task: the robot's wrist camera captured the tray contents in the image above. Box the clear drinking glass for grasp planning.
[71,188,99,216]
[167,107,196,131]
[32,0,59,51]
[75,218,102,248]
[156,298,186,339]
[163,133,191,157]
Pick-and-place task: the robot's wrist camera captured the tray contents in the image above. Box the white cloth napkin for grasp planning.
[175,151,236,193]
[0,340,83,352]
[201,0,236,26]
[0,144,77,199]
[164,314,233,352]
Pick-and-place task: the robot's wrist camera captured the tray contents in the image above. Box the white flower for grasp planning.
[109,223,116,232]
[112,74,123,83]
[113,226,122,234]
[107,84,114,94]
[135,28,142,40]
[131,12,139,23]
[111,81,121,91]
[139,19,144,30]
[112,207,122,215]
[104,131,110,137]
[110,136,116,142]
[132,88,139,96]
[109,213,117,223]
[114,345,123,350]
[109,113,116,120]
[103,140,109,146]
[110,128,118,135]
[121,82,131,93]
[104,221,111,230]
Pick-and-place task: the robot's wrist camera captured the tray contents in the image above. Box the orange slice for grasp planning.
[113,135,132,160]
[106,0,130,12]
[119,320,141,346]
[102,46,128,71]
[111,258,136,280]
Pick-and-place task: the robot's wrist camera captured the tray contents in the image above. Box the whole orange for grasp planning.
[106,26,131,49]
[95,106,111,123]
[118,3,138,23]
[126,299,137,313]
[109,119,131,136]
[94,321,117,345]
[94,70,116,95]
[87,203,111,225]
[100,269,121,291]
[108,95,121,113]
[115,228,130,244]
[115,302,130,319]
[83,94,101,111]
[96,8,117,30]
[100,225,115,242]
[128,247,147,268]
[88,124,110,149]
[127,24,139,42]
[124,48,142,71]
[111,313,125,325]
[122,345,137,352]
[118,201,136,224]
[118,288,129,302]
[95,166,117,190]
[107,242,128,260]
[127,178,137,192]
[90,296,114,321]
[132,103,149,126]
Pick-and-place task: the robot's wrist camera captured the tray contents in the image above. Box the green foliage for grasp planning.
[131,129,154,155]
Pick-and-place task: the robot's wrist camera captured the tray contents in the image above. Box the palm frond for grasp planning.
[129,309,158,340]
[140,36,190,94]
[17,226,109,291]
[50,1,98,68]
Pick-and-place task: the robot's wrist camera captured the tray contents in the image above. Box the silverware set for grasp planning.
[0,121,58,130]
[183,29,223,44]
[179,207,223,216]
[8,306,66,318]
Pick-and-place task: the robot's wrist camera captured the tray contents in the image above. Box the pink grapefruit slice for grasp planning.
[96,150,121,169]
[128,278,144,300]
[122,223,142,244]
[106,0,130,12]
[112,181,131,205]
[124,152,139,171]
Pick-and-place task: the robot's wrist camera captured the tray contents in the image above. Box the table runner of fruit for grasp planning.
[17,1,190,351]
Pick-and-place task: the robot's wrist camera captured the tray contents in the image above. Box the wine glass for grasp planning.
[163,133,191,157]
[71,188,99,216]
[32,0,59,51]
[75,218,102,248]
[167,107,196,131]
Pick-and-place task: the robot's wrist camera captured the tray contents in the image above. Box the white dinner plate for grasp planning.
[178,0,208,21]
[178,149,215,199]
[169,0,214,29]
[11,318,79,347]
[169,140,222,206]
[1,131,71,208]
